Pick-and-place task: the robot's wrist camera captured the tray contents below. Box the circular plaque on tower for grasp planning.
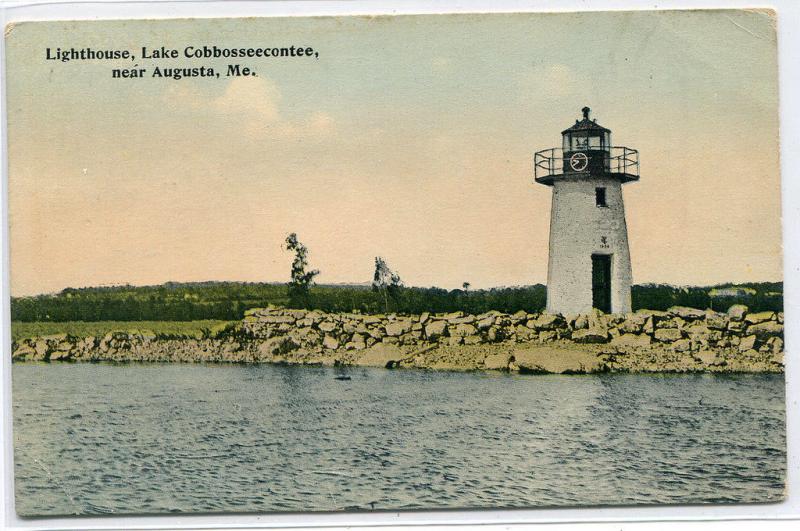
[569,152,589,172]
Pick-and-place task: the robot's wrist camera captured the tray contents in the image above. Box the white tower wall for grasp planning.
[546,175,633,315]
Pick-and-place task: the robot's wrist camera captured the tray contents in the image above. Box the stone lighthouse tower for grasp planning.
[534,107,639,315]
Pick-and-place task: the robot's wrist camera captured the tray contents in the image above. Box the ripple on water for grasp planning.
[11,364,786,516]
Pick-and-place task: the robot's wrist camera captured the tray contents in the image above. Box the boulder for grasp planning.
[419,312,430,324]
[476,317,496,331]
[486,327,503,342]
[693,350,719,366]
[322,335,339,350]
[573,315,589,330]
[703,310,728,330]
[513,346,605,374]
[385,320,413,337]
[747,321,783,340]
[571,328,608,344]
[450,323,478,338]
[538,330,556,342]
[671,339,691,352]
[515,325,536,341]
[510,310,528,322]
[654,328,683,342]
[424,320,448,341]
[354,344,405,368]
[259,315,296,324]
[318,321,337,333]
[727,304,749,321]
[685,323,712,341]
[668,306,705,320]
[610,333,651,348]
[483,352,512,370]
[745,311,775,324]
[766,337,784,354]
[531,314,561,330]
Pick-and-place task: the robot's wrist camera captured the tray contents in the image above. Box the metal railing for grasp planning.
[534,146,639,180]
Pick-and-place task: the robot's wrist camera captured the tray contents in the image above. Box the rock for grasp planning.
[419,312,430,324]
[685,324,712,341]
[668,306,705,320]
[704,310,728,330]
[515,325,536,341]
[654,328,683,342]
[385,320,413,337]
[727,320,746,333]
[349,334,367,350]
[531,314,561,330]
[318,321,337,333]
[49,349,73,361]
[476,317,496,331]
[571,328,608,344]
[727,304,749,321]
[33,339,49,360]
[442,311,464,321]
[513,346,605,374]
[259,315,296,324]
[354,344,405,368]
[693,350,718,366]
[745,311,775,324]
[537,330,556,342]
[610,333,651,348]
[573,315,589,330]
[618,314,646,334]
[463,335,482,345]
[483,352,512,370]
[424,320,448,341]
[322,335,339,350]
[12,344,35,361]
[510,310,528,322]
[671,339,691,352]
[766,337,784,354]
[747,321,783,341]
[486,326,503,342]
[450,323,477,337]
[449,315,476,325]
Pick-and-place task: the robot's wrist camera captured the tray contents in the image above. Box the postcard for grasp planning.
[5,9,784,517]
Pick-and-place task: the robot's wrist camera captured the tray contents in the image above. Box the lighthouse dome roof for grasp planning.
[561,107,611,135]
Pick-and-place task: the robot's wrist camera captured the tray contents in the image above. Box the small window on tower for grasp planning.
[596,187,607,207]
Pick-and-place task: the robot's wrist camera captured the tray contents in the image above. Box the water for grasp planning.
[12,363,785,516]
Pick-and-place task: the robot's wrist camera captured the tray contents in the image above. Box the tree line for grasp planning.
[9,233,783,322]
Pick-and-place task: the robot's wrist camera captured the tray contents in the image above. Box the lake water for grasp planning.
[12,363,785,516]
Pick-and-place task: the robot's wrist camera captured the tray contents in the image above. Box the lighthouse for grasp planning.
[534,107,639,315]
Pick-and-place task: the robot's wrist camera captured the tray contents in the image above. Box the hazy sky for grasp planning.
[6,10,781,296]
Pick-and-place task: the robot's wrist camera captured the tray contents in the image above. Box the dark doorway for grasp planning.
[592,254,612,313]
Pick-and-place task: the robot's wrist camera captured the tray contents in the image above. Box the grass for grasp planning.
[10,320,237,342]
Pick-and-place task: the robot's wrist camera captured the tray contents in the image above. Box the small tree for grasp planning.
[462,282,471,291]
[372,256,403,312]
[285,233,319,308]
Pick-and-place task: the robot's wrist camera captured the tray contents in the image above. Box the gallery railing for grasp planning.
[533,146,639,182]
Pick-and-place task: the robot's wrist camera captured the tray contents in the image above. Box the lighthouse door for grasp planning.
[591,254,612,313]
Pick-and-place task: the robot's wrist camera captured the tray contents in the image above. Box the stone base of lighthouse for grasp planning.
[546,175,633,315]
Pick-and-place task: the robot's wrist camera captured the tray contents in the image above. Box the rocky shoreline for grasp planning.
[11,305,784,374]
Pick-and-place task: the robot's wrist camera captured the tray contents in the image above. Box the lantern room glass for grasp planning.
[562,131,611,152]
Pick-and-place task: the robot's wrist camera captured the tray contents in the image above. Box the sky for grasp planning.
[5,10,781,296]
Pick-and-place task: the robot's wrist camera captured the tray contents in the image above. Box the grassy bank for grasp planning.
[10,320,235,342]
